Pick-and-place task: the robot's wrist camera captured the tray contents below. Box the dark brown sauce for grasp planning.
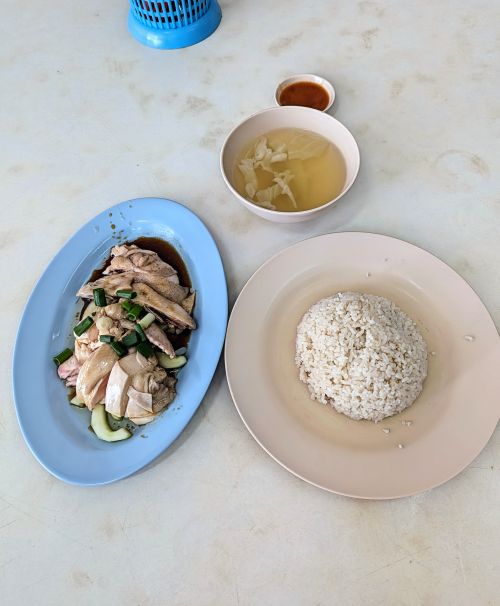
[167,325,191,351]
[82,237,193,350]
[279,81,330,111]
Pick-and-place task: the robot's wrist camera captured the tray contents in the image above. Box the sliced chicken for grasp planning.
[100,303,135,330]
[57,355,81,387]
[78,271,187,305]
[76,322,99,342]
[77,274,133,299]
[131,366,167,394]
[87,380,109,410]
[105,362,132,417]
[65,242,194,426]
[104,349,176,423]
[167,274,180,285]
[102,303,126,321]
[95,315,114,335]
[105,352,157,417]
[152,377,177,413]
[133,283,196,330]
[103,245,177,279]
[125,386,153,417]
[181,292,195,315]
[125,387,157,425]
[94,306,134,340]
[74,306,133,364]
[145,323,175,357]
[75,339,95,364]
[120,351,157,375]
[129,377,176,425]
[130,272,188,304]
[76,344,119,410]
[74,323,101,364]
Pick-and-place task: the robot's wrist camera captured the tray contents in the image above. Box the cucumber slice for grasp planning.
[110,413,123,421]
[70,395,85,408]
[156,353,187,370]
[90,404,131,442]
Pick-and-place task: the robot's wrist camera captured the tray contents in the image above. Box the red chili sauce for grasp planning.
[279,81,330,111]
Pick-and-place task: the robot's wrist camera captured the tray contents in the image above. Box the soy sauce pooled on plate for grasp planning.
[279,81,330,111]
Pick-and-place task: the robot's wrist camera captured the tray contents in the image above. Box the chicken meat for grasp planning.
[77,273,133,299]
[144,323,175,357]
[133,283,196,329]
[103,245,177,279]
[105,351,176,419]
[57,355,81,387]
[76,344,119,410]
[61,241,195,432]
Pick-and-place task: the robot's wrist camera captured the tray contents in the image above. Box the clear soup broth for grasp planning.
[233,128,346,212]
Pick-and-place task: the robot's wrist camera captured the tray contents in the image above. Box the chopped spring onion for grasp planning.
[74,316,94,337]
[53,348,73,367]
[116,289,136,299]
[122,331,139,347]
[127,303,144,321]
[121,300,133,312]
[138,312,156,330]
[99,334,114,343]
[110,341,128,357]
[93,288,107,307]
[134,323,147,342]
[157,353,187,370]
[137,341,154,359]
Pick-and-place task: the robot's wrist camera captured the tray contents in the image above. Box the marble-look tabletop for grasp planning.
[1,1,499,604]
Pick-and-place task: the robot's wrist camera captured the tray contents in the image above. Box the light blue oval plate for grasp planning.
[12,198,227,485]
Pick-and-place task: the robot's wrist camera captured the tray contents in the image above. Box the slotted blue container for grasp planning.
[128,0,221,49]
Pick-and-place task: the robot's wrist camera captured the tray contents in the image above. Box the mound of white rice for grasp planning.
[295,292,427,421]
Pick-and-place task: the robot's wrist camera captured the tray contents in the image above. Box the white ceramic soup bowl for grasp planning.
[220,106,360,223]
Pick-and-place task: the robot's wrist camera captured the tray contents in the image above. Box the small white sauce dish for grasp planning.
[220,106,360,224]
[275,74,335,112]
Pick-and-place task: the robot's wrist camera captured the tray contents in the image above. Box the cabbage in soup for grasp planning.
[233,128,346,212]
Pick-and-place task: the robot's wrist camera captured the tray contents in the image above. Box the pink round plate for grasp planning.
[225,233,500,499]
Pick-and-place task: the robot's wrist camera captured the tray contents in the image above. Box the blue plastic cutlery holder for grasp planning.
[128,0,221,49]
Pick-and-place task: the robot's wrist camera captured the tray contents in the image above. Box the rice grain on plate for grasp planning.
[295,292,427,421]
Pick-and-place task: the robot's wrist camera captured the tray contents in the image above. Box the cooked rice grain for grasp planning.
[295,292,427,421]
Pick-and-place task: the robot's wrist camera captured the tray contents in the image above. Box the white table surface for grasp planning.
[1,1,499,604]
